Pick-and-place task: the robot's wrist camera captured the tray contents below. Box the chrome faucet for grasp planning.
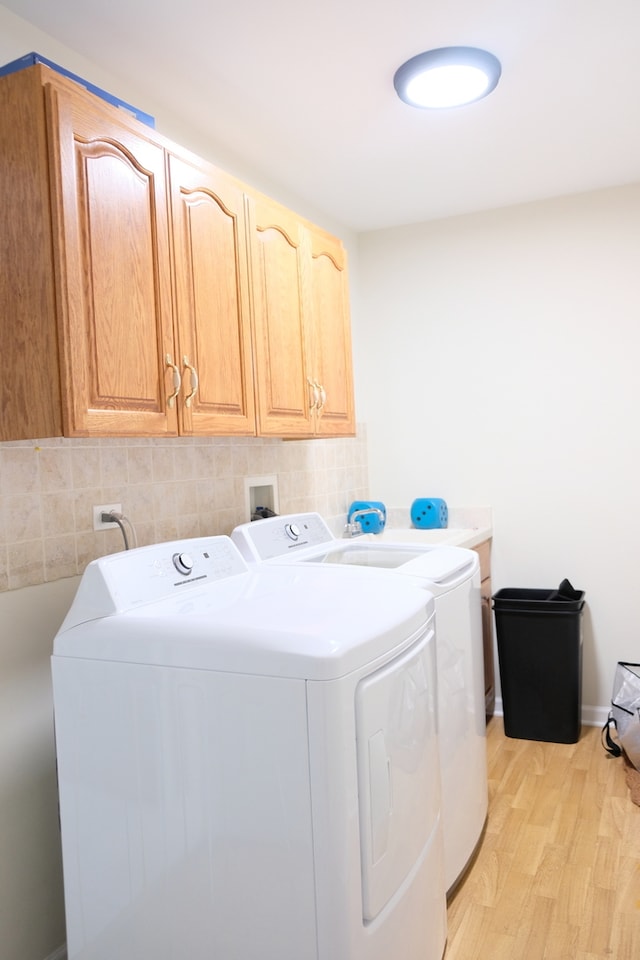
[344,507,385,537]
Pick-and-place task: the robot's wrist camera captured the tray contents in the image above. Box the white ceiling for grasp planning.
[4,0,640,231]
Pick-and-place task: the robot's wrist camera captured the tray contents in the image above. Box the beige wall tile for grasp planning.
[0,548,7,591]
[5,495,43,543]
[172,443,198,481]
[127,446,153,485]
[39,447,73,492]
[152,483,177,520]
[151,444,176,483]
[76,530,105,571]
[0,428,369,593]
[100,446,129,488]
[44,535,77,582]
[176,514,201,539]
[124,484,155,524]
[73,488,104,534]
[70,445,101,489]
[0,447,41,496]
[41,492,76,539]
[154,517,179,542]
[7,540,45,589]
[134,521,156,548]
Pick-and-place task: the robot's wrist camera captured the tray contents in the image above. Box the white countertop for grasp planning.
[360,505,492,550]
[366,526,491,550]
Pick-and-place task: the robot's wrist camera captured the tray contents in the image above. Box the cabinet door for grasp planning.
[306,226,356,437]
[0,67,63,440]
[168,153,256,435]
[46,83,178,437]
[474,539,496,718]
[246,192,314,436]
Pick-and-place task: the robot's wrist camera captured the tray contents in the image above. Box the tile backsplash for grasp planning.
[0,427,369,592]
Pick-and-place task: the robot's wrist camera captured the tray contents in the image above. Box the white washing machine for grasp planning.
[51,536,447,960]
[232,512,488,893]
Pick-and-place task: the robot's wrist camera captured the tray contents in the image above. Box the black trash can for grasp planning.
[492,585,585,744]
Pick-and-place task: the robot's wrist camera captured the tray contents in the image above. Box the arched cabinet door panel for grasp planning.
[48,82,178,437]
[306,225,355,437]
[246,191,356,439]
[246,191,314,437]
[168,153,256,436]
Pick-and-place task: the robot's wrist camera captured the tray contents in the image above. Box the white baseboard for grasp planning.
[45,946,66,960]
[493,698,608,729]
[581,704,609,727]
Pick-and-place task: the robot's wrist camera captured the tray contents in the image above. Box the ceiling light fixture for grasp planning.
[393,46,501,109]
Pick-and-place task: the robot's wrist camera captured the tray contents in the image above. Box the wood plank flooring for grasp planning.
[444,718,640,959]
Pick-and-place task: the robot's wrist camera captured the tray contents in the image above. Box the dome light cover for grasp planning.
[394,46,501,109]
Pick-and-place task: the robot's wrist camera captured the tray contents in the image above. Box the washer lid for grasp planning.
[54,543,434,680]
[299,543,476,583]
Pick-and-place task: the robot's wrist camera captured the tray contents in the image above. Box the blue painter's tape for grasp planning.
[0,53,155,127]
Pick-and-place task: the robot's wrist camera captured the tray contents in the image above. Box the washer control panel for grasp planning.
[62,537,251,624]
[232,512,334,561]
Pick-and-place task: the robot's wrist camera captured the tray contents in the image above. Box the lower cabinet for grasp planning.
[473,539,496,719]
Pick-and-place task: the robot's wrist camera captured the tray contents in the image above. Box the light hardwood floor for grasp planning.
[444,718,640,959]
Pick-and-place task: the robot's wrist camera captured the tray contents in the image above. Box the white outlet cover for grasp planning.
[244,476,279,521]
[92,504,122,530]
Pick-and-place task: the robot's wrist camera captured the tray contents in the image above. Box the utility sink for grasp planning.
[362,526,489,549]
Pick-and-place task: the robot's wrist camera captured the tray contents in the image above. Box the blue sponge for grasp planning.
[410,498,448,529]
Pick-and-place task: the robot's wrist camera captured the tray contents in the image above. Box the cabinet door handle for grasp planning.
[316,381,327,413]
[307,377,319,411]
[165,354,182,408]
[183,356,199,408]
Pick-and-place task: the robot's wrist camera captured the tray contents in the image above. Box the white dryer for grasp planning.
[232,512,488,893]
[51,536,446,960]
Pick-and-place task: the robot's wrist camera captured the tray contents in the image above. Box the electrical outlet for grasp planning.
[93,503,122,530]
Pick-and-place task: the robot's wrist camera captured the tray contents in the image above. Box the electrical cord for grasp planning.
[101,511,138,551]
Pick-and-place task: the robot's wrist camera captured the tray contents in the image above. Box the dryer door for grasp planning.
[355,625,440,921]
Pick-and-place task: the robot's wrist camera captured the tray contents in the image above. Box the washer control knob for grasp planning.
[173,552,194,576]
[284,522,300,541]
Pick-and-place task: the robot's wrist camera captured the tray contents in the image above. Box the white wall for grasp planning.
[0,578,78,960]
[357,184,640,712]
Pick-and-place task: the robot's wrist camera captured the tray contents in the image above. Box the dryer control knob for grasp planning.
[284,523,300,541]
[173,552,194,575]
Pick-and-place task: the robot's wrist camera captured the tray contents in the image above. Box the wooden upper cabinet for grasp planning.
[246,192,314,436]
[0,66,63,440]
[47,82,178,437]
[0,63,355,441]
[167,153,255,435]
[0,64,177,439]
[306,225,355,437]
[246,192,356,438]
